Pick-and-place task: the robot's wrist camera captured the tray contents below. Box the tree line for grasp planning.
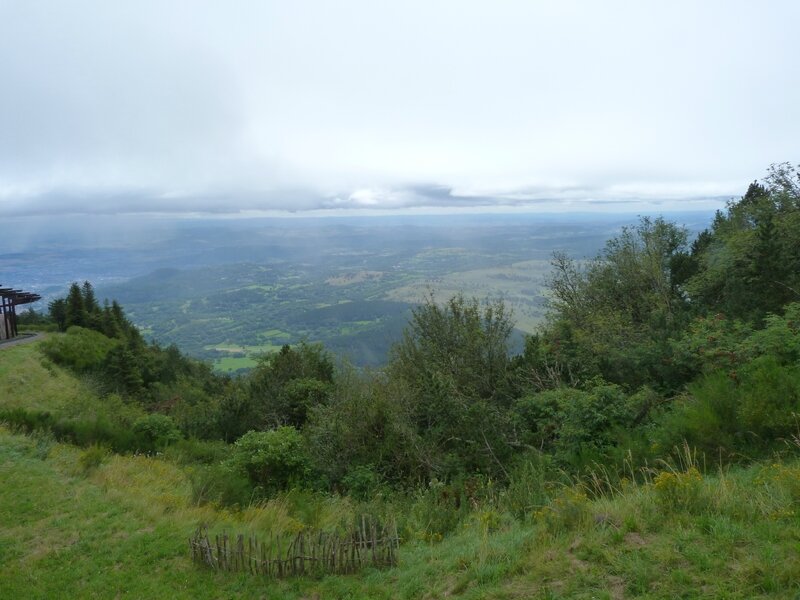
[30,162,800,505]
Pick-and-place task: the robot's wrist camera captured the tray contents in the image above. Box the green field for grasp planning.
[386,260,553,334]
[212,355,261,372]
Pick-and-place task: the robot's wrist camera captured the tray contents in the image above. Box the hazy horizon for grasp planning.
[2,1,797,218]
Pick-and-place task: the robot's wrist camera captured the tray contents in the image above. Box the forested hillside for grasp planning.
[3,163,800,598]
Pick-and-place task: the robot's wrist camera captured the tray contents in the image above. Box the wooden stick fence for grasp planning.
[189,516,399,577]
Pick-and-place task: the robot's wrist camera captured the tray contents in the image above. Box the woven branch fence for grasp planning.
[189,516,399,577]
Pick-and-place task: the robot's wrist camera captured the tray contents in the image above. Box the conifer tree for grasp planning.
[81,281,102,329]
[48,298,67,331]
[104,343,144,394]
[65,282,87,328]
[81,281,100,314]
[100,299,122,339]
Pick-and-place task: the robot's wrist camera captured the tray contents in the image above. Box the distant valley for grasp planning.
[1,211,714,371]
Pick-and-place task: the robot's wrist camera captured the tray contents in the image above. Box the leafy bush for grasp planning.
[56,416,138,452]
[673,303,800,377]
[341,465,384,501]
[390,293,514,404]
[735,357,800,439]
[656,378,737,457]
[384,293,518,479]
[658,357,800,455]
[0,408,54,433]
[745,302,800,363]
[544,217,692,391]
[280,378,332,427]
[168,388,222,440]
[306,370,420,486]
[132,414,182,452]
[513,381,635,465]
[249,342,334,428]
[672,314,753,375]
[40,326,119,371]
[230,427,312,495]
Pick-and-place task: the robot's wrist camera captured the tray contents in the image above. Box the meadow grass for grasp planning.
[0,339,146,425]
[0,339,87,412]
[213,355,260,373]
[2,424,799,599]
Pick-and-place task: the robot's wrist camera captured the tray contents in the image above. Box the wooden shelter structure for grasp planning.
[0,286,41,340]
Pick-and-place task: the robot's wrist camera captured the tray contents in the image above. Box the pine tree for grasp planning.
[65,282,87,328]
[81,281,102,330]
[48,298,67,331]
[100,299,122,339]
[110,300,132,339]
[81,281,100,314]
[105,343,144,394]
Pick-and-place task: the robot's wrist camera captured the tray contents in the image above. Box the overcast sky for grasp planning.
[1,1,798,217]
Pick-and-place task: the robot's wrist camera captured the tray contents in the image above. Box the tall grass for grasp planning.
[4,424,800,598]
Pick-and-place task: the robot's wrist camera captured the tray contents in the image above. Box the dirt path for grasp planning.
[0,332,44,350]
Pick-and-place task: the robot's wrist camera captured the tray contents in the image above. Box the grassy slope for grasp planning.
[1,342,800,599]
[0,336,86,412]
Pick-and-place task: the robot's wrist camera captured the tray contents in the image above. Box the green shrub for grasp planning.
[249,342,334,427]
[341,465,384,501]
[168,390,222,440]
[279,378,332,427]
[306,370,419,486]
[132,414,182,452]
[743,303,800,364]
[657,377,738,457]
[658,357,800,455]
[230,427,312,495]
[40,327,119,371]
[512,389,569,449]
[736,356,800,439]
[79,444,110,473]
[672,315,753,374]
[557,381,632,452]
[512,381,635,466]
